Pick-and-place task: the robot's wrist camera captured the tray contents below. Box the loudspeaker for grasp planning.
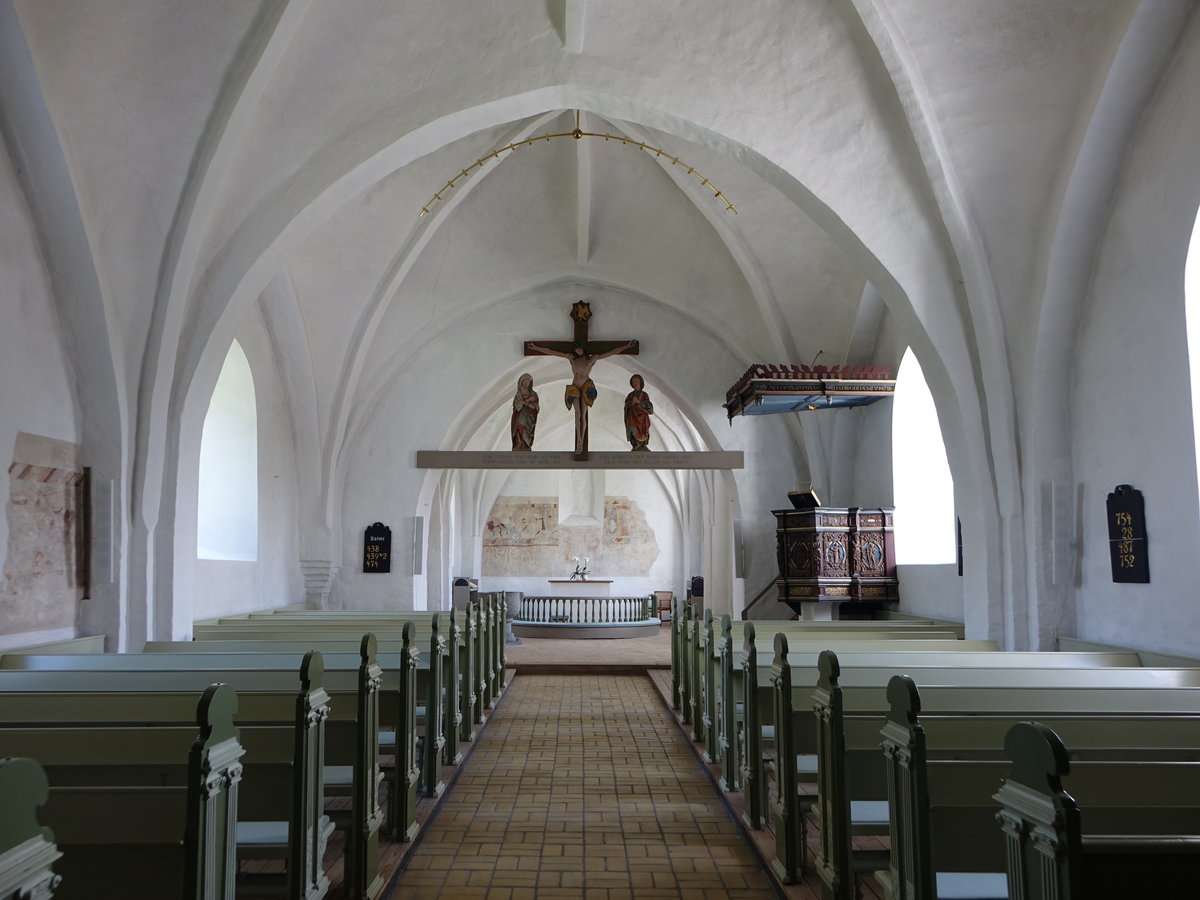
[732,519,745,578]
[1050,481,1072,585]
[412,515,424,575]
[92,476,115,586]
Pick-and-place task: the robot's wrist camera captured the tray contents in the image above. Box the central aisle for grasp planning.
[388,674,779,898]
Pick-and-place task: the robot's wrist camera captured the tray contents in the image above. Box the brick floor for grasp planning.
[385,674,779,899]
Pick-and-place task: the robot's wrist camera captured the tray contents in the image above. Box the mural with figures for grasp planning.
[2,433,85,634]
[483,495,659,577]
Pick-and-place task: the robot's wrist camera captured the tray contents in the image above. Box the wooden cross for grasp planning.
[523,301,640,359]
[524,301,640,459]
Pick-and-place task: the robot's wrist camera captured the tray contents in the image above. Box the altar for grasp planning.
[546,579,613,597]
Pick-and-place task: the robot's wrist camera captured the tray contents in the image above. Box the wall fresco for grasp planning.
[483,495,659,577]
[1,433,84,633]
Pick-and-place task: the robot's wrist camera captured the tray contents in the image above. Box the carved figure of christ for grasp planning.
[524,302,639,459]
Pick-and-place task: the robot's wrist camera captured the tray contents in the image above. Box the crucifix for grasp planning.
[524,301,639,460]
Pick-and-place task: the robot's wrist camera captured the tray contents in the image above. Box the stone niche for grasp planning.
[1,432,85,634]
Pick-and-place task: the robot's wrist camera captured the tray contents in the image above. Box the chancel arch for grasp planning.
[390,327,750,619]
[140,80,1007,639]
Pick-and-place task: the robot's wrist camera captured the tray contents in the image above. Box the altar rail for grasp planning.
[517,595,656,625]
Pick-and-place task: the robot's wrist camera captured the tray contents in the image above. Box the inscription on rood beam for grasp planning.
[416,451,743,470]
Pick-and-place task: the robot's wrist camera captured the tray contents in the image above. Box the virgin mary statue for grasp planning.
[510,373,540,451]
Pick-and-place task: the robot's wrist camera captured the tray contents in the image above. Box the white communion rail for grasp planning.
[516,595,657,625]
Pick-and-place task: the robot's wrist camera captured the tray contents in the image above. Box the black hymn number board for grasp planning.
[1106,485,1149,584]
[364,522,392,574]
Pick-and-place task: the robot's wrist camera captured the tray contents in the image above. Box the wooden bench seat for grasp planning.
[670,609,958,702]
[177,614,465,764]
[0,635,392,900]
[240,602,507,714]
[701,631,991,779]
[682,611,996,791]
[877,675,1200,900]
[994,722,1200,900]
[183,615,478,745]
[732,623,1188,827]
[144,627,456,802]
[201,600,505,715]
[0,658,330,900]
[10,634,414,867]
[0,684,242,900]
[684,606,985,753]
[671,606,962,717]
[782,646,1200,898]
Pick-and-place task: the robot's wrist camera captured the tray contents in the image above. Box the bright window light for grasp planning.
[1186,208,1200,518]
[892,347,956,564]
[197,340,258,561]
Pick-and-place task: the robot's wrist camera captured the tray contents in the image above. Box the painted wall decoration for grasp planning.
[483,495,659,577]
[1,433,85,634]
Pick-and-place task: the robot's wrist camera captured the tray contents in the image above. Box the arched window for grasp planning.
[891,347,956,564]
[197,340,258,560]
[1187,208,1200,516]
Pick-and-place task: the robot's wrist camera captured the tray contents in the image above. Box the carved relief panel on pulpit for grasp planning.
[774,505,898,610]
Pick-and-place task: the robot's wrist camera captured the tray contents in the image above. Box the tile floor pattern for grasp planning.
[387,674,780,899]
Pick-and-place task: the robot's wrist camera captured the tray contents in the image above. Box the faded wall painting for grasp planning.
[1,432,85,634]
[483,494,659,577]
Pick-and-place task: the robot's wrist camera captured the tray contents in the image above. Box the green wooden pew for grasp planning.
[215,593,505,677]
[877,675,1200,900]
[1,636,392,900]
[0,684,242,900]
[184,614,460,768]
[232,610,491,713]
[995,722,1200,900]
[213,597,506,714]
[0,757,64,899]
[684,605,976,753]
[147,623,453,802]
[670,604,959,718]
[682,605,971,744]
[689,612,988,788]
[186,614,472,751]
[264,596,508,705]
[700,614,985,783]
[786,646,1200,897]
[0,659,329,900]
[734,622,1158,830]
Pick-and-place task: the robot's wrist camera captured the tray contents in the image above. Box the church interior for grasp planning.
[3,2,1200,898]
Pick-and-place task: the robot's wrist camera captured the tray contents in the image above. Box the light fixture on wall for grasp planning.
[419,111,737,217]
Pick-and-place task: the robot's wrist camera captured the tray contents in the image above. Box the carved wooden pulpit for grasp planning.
[773,504,898,612]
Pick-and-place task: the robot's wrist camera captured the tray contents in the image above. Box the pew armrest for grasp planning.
[1083,834,1200,853]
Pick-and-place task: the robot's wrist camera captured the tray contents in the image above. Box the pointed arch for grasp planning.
[197,340,258,561]
[892,347,955,564]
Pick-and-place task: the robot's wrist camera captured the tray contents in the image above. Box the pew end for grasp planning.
[0,757,62,900]
[995,721,1200,900]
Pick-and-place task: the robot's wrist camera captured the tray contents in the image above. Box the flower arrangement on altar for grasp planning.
[569,556,590,581]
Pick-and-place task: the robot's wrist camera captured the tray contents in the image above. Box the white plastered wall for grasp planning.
[1068,14,1200,657]
[0,135,79,643]
[173,303,304,631]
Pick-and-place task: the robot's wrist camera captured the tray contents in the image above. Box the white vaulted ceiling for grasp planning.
[5,0,1171,572]
[10,0,1134,394]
